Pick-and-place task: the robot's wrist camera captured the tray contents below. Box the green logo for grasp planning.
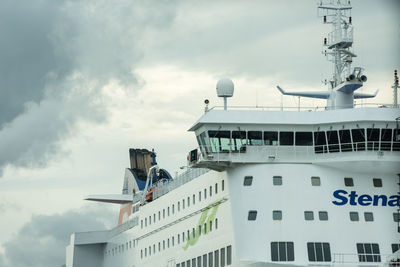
[182,200,221,250]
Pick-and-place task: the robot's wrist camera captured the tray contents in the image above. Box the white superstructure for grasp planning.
[66,1,400,266]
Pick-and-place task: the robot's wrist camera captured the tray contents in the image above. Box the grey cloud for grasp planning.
[0,205,116,267]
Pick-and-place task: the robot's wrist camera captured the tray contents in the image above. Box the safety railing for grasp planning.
[333,253,396,265]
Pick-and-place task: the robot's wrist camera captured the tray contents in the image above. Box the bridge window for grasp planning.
[380,128,392,151]
[295,132,313,146]
[304,211,314,221]
[349,211,359,221]
[318,211,328,221]
[248,210,257,221]
[271,242,294,261]
[208,131,231,153]
[367,128,380,151]
[356,243,380,262]
[264,131,278,145]
[273,176,282,186]
[344,177,354,186]
[314,131,327,153]
[243,176,253,186]
[307,242,331,262]
[273,210,282,220]
[327,130,339,152]
[280,131,294,145]
[232,131,246,152]
[373,178,382,187]
[364,212,374,222]
[339,130,352,152]
[199,132,209,153]
[393,128,400,151]
[352,129,365,151]
[248,131,262,145]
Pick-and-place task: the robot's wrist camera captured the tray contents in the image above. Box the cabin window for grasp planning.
[197,256,201,267]
[318,211,328,221]
[172,204,175,214]
[204,188,207,199]
[192,258,196,267]
[273,210,282,220]
[264,131,278,145]
[215,218,218,229]
[273,176,282,185]
[356,243,380,262]
[307,242,331,262]
[352,129,365,151]
[210,186,212,197]
[214,250,220,267]
[380,128,392,151]
[350,211,359,221]
[232,131,246,152]
[243,176,253,186]
[181,262,185,267]
[271,242,294,261]
[215,183,218,194]
[221,247,226,266]
[158,211,160,220]
[209,252,213,267]
[248,131,262,145]
[222,180,225,191]
[280,132,294,145]
[339,130,352,152]
[183,199,185,209]
[199,191,201,202]
[393,244,400,253]
[193,194,196,205]
[364,212,374,222]
[304,211,314,220]
[367,128,380,151]
[203,254,207,267]
[295,132,313,146]
[208,130,231,153]
[311,176,321,186]
[248,210,257,221]
[394,213,400,222]
[227,245,232,265]
[188,197,190,207]
[168,207,170,216]
[178,201,180,211]
[373,178,382,187]
[326,130,339,152]
[344,177,354,186]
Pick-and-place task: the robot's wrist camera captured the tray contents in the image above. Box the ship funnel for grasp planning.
[216,78,234,110]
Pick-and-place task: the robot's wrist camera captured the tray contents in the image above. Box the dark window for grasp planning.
[182,262,185,267]
[344,177,354,186]
[311,176,320,186]
[357,243,380,262]
[208,130,231,153]
[177,264,180,267]
[352,129,365,151]
[203,254,207,267]
[214,250,219,267]
[273,176,282,186]
[280,132,294,145]
[339,129,352,152]
[380,128,392,151]
[232,131,246,152]
[215,183,218,194]
[221,247,226,267]
[227,245,232,265]
[271,242,295,261]
[373,178,382,187]
[210,186,212,197]
[392,244,400,253]
[273,210,282,220]
[199,132,209,153]
[264,131,278,145]
[393,128,400,151]
[243,176,253,186]
[192,258,196,267]
[222,180,225,191]
[304,211,314,220]
[197,256,201,267]
[307,242,331,262]
[393,213,399,222]
[327,130,339,152]
[187,260,191,267]
[350,211,359,221]
[319,211,328,221]
[367,128,380,151]
[314,131,327,153]
[295,132,313,146]
[248,210,257,221]
[364,212,374,222]
[209,252,213,267]
[248,131,262,145]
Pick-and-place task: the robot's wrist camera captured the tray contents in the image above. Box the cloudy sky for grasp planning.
[0,0,398,266]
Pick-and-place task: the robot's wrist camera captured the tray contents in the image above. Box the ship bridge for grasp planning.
[188,107,400,173]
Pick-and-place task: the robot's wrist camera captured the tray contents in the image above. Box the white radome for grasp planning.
[216,78,234,97]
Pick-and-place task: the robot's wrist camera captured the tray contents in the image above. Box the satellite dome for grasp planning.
[216,78,234,97]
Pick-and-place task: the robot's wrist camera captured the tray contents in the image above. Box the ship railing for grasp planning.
[327,26,353,47]
[152,168,209,200]
[332,253,398,265]
[108,216,139,237]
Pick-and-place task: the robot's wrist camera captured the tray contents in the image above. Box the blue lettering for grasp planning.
[372,195,387,206]
[348,191,358,206]
[358,194,372,206]
[332,190,348,206]
[388,195,400,207]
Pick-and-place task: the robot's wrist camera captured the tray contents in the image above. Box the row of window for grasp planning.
[271,242,400,262]
[140,218,219,259]
[106,238,138,257]
[245,175,385,188]
[247,210,399,223]
[140,180,225,229]
[176,245,232,267]
[197,128,400,153]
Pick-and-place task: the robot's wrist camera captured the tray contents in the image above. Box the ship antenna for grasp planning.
[393,70,399,108]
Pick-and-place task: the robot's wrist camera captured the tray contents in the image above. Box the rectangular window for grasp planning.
[177,264,180,267]
[314,131,327,153]
[172,236,174,246]
[352,129,366,151]
[248,131,263,145]
[232,131,246,152]
[357,243,381,262]
[168,238,170,248]
[215,250,219,267]
[295,132,313,146]
[209,252,213,267]
[208,130,231,152]
[227,245,232,265]
[187,260,191,267]
[304,211,314,221]
[158,211,160,220]
[248,210,257,221]
[271,242,294,261]
[367,128,380,151]
[215,218,218,229]
[158,242,161,251]
[307,242,331,262]
[221,247,226,267]
[204,188,207,199]
[188,197,190,207]
[364,212,374,222]
[311,176,320,186]
[392,244,400,253]
[168,207,170,216]
[178,201,180,211]
[193,194,195,205]
[192,258,196,267]
[199,192,201,202]
[339,129,352,152]
[210,186,212,197]
[373,178,382,187]
[380,128,392,151]
[197,256,201,267]
[215,183,218,194]
[349,211,359,221]
[149,216,151,225]
[182,232,185,242]
[344,177,354,186]
[182,262,186,267]
[273,210,282,220]
[318,211,328,221]
[183,199,185,209]
[172,204,175,214]
[280,132,294,145]
[243,176,253,186]
[222,180,225,191]
[264,131,278,145]
[327,130,339,152]
[163,209,165,218]
[394,213,400,222]
[203,254,208,267]
[273,176,282,186]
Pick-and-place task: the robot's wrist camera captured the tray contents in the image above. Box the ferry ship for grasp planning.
[66,1,400,266]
